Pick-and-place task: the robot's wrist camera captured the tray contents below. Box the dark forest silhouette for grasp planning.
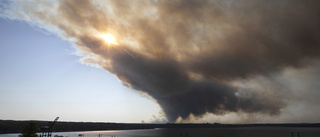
[1,120,320,134]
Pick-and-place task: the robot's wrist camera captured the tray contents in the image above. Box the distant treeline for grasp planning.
[1,120,319,134]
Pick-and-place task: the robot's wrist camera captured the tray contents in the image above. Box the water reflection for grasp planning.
[1,127,320,137]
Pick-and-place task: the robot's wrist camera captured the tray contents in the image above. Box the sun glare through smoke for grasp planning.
[100,34,117,45]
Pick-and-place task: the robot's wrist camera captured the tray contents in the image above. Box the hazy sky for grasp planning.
[1,0,320,123]
[0,16,161,123]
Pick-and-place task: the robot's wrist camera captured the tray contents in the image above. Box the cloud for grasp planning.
[2,0,320,122]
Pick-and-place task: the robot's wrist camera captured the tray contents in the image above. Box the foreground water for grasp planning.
[1,127,320,137]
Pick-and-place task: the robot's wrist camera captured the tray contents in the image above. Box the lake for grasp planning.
[1,127,320,137]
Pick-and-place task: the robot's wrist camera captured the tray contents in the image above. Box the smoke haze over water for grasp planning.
[1,0,320,122]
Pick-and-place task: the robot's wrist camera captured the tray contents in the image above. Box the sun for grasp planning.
[101,34,117,45]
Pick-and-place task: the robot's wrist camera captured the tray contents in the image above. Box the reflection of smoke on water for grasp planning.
[1,128,320,137]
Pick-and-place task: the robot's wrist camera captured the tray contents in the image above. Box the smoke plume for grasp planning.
[2,0,320,122]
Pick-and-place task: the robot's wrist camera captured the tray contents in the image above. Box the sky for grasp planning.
[0,0,320,123]
[0,11,161,123]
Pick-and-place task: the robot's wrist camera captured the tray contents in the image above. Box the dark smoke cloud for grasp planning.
[2,0,320,122]
[97,46,283,121]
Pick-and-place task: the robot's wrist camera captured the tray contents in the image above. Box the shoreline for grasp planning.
[1,120,320,134]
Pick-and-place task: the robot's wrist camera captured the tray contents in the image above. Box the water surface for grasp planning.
[1,127,320,137]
